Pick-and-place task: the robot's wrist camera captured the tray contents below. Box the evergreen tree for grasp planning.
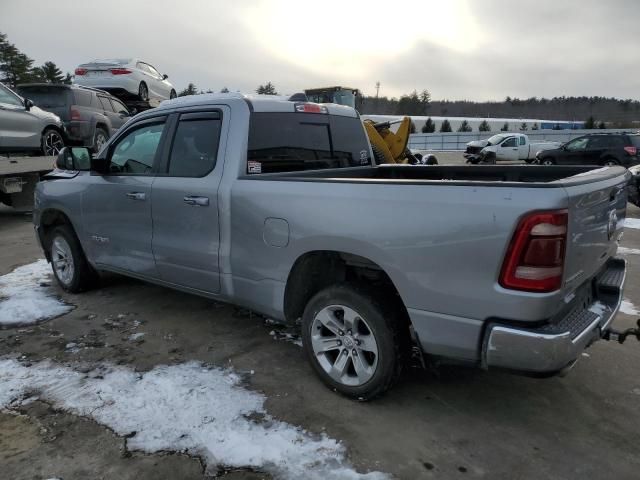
[38,61,64,83]
[220,87,230,93]
[501,122,509,131]
[178,83,198,96]
[457,120,472,132]
[584,116,596,129]
[440,119,452,132]
[598,121,606,129]
[519,122,528,131]
[419,89,431,114]
[63,72,72,84]
[421,117,435,133]
[256,82,277,95]
[0,36,37,87]
[478,120,491,132]
[531,122,539,130]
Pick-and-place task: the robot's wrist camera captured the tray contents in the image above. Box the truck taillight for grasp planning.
[70,106,81,120]
[499,210,568,293]
[624,146,637,156]
[74,68,87,75]
[110,68,132,75]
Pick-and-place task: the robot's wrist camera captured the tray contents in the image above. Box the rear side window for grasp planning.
[247,112,371,174]
[587,136,612,149]
[110,98,129,114]
[167,113,221,177]
[519,136,526,146]
[73,90,93,107]
[630,136,640,148]
[610,137,626,148]
[16,86,70,108]
[98,96,116,112]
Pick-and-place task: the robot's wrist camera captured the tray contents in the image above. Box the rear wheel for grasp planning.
[138,82,149,101]
[603,158,619,166]
[48,225,98,293]
[92,127,109,153]
[301,284,405,400]
[41,128,65,156]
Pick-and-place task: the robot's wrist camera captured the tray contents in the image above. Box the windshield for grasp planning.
[331,89,356,108]
[486,134,506,145]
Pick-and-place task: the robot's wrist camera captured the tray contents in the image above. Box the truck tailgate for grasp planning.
[560,167,629,294]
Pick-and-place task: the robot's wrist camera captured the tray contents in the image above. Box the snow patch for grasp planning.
[620,299,639,316]
[623,218,640,230]
[0,359,386,480]
[128,332,145,342]
[0,260,72,327]
[589,301,608,316]
[617,246,640,255]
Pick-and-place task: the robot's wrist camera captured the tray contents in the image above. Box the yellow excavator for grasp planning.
[301,86,436,165]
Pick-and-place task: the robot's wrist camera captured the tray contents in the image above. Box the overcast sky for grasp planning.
[1,0,638,100]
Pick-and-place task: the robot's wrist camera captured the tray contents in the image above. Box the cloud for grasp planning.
[1,0,638,100]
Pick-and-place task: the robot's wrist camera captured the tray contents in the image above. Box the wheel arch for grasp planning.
[38,208,81,261]
[283,250,409,326]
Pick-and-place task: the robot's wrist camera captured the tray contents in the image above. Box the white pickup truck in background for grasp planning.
[464,133,562,164]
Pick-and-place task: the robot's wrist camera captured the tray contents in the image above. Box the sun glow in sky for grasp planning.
[241,0,482,79]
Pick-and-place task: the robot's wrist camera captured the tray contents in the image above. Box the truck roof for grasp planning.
[155,92,358,117]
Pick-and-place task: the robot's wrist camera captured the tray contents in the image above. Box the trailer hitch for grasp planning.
[603,319,640,344]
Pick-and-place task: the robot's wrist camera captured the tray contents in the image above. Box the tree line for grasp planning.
[0,32,71,87]
[362,92,640,127]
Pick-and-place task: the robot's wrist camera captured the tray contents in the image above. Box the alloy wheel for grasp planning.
[51,235,75,287]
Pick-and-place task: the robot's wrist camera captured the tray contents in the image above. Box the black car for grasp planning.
[535,133,640,167]
[16,83,131,152]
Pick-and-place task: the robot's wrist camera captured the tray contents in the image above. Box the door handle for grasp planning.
[125,192,146,201]
[183,195,209,206]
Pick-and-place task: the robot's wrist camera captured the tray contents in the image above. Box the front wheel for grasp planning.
[541,158,555,166]
[41,128,65,156]
[48,225,98,293]
[302,284,405,400]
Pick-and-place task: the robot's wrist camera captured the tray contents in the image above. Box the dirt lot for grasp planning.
[1,203,640,480]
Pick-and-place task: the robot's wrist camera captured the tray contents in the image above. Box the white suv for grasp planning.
[73,58,176,104]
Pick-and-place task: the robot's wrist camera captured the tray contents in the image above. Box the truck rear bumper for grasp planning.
[482,257,626,374]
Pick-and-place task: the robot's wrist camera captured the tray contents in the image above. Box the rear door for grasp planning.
[0,83,41,149]
[151,109,226,292]
[82,115,169,276]
[107,97,130,132]
[97,95,123,134]
[584,136,611,164]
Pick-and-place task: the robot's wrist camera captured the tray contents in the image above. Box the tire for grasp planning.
[541,157,555,166]
[47,225,98,293]
[301,284,406,400]
[92,127,109,153]
[138,82,149,102]
[603,158,619,166]
[41,128,65,156]
[169,89,177,99]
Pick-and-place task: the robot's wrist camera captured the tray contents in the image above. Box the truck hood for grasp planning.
[467,140,489,148]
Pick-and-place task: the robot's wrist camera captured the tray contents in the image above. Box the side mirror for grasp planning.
[162,74,168,80]
[25,98,34,111]
[55,147,92,170]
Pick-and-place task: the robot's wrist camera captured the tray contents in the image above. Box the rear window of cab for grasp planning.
[247,112,371,174]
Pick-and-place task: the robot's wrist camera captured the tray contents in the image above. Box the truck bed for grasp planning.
[0,156,54,176]
[254,164,621,187]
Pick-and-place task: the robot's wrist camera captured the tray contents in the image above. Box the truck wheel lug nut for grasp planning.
[339,330,344,336]
[337,340,342,346]
[352,349,357,355]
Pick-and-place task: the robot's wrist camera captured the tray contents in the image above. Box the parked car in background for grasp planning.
[17,83,131,153]
[627,164,640,207]
[73,58,176,104]
[0,82,65,156]
[535,133,640,166]
[464,133,561,164]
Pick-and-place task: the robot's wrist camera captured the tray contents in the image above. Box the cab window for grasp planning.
[167,113,221,177]
[108,121,165,174]
[501,137,517,148]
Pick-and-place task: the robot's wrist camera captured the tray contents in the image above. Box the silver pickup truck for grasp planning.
[33,93,630,399]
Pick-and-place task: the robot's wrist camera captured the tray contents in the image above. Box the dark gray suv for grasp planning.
[17,83,131,152]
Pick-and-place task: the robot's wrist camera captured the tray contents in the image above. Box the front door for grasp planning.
[497,136,519,161]
[0,83,41,149]
[82,116,168,277]
[560,136,589,164]
[151,110,225,293]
